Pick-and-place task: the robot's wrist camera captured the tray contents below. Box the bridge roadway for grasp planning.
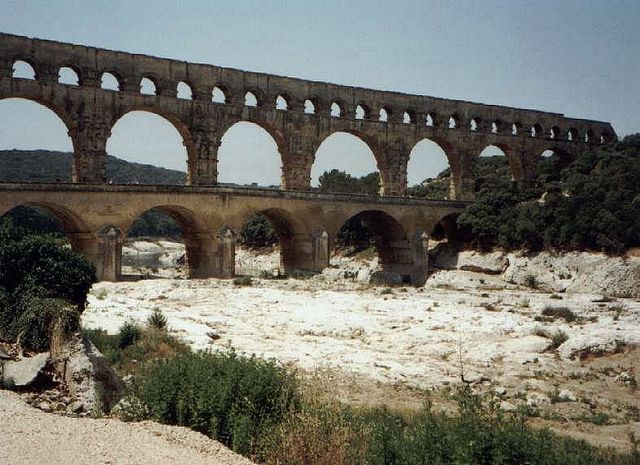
[0,182,467,284]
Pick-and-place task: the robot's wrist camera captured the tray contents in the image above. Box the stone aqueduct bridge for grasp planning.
[0,33,616,282]
[0,183,465,284]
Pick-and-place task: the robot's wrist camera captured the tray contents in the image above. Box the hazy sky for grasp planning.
[0,0,638,186]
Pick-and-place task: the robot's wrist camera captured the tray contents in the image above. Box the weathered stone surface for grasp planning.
[0,32,614,199]
[0,32,617,284]
[2,353,49,387]
[503,252,640,297]
[53,334,123,412]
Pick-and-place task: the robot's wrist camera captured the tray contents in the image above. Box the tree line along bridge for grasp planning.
[0,33,616,282]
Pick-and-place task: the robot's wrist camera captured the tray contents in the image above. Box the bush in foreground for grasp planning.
[129,349,639,465]
[134,350,299,456]
[0,220,95,352]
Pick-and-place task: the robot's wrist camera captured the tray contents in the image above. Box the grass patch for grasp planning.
[541,306,578,323]
[233,276,253,286]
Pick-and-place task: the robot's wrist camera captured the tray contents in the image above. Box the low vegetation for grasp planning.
[81,317,638,465]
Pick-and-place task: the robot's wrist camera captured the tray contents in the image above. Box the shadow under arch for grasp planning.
[312,130,384,193]
[536,145,579,183]
[107,107,194,181]
[0,201,89,235]
[235,206,306,276]
[333,209,424,284]
[122,204,203,279]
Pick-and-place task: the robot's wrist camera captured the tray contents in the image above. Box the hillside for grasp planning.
[0,150,186,184]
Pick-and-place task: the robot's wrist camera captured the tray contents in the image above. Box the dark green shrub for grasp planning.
[118,320,141,350]
[147,308,168,330]
[542,306,578,323]
[233,276,253,286]
[0,221,95,310]
[239,214,278,248]
[135,350,298,456]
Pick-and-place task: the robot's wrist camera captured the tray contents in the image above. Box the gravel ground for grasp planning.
[0,390,254,465]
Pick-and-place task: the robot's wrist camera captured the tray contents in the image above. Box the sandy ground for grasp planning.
[0,390,254,465]
[80,243,640,450]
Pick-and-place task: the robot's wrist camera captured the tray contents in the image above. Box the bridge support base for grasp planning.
[70,226,123,282]
[184,231,235,279]
[281,231,330,276]
[375,231,429,286]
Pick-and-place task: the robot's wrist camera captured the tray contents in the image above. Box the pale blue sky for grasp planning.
[0,0,638,186]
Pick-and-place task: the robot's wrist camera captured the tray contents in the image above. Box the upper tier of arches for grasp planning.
[1,33,615,145]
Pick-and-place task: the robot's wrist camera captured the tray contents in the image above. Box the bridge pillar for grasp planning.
[282,132,316,190]
[70,226,123,282]
[281,231,329,275]
[187,127,220,186]
[183,230,235,278]
[379,139,409,197]
[68,115,111,183]
[449,151,476,201]
[375,230,429,285]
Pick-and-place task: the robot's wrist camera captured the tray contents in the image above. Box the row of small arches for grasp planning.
[10,60,612,143]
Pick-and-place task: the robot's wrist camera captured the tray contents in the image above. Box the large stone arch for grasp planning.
[407,136,455,198]
[312,130,386,193]
[227,206,313,276]
[217,118,290,187]
[109,106,195,166]
[121,204,209,279]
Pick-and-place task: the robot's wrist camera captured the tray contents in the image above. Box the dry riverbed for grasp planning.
[82,245,640,451]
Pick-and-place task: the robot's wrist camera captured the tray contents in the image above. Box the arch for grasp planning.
[101,72,120,91]
[428,212,463,247]
[550,125,561,140]
[212,86,226,104]
[512,122,522,136]
[106,109,192,180]
[235,207,305,277]
[567,128,578,141]
[244,91,258,107]
[403,110,414,124]
[379,107,390,122]
[406,137,452,199]
[217,121,287,187]
[426,113,437,127]
[330,101,342,117]
[304,98,316,114]
[491,120,503,134]
[448,114,459,129]
[122,205,200,278]
[0,202,89,235]
[311,131,383,190]
[0,97,75,181]
[476,144,518,185]
[470,117,481,131]
[531,123,543,138]
[333,209,410,281]
[275,94,289,110]
[600,130,614,144]
[140,77,157,95]
[584,129,594,142]
[12,60,36,80]
[58,66,80,86]
[177,81,192,100]
[355,104,369,120]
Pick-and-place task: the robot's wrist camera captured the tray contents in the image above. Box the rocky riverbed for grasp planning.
[81,241,640,450]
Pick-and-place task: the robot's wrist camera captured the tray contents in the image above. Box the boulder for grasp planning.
[53,334,123,412]
[2,352,49,387]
